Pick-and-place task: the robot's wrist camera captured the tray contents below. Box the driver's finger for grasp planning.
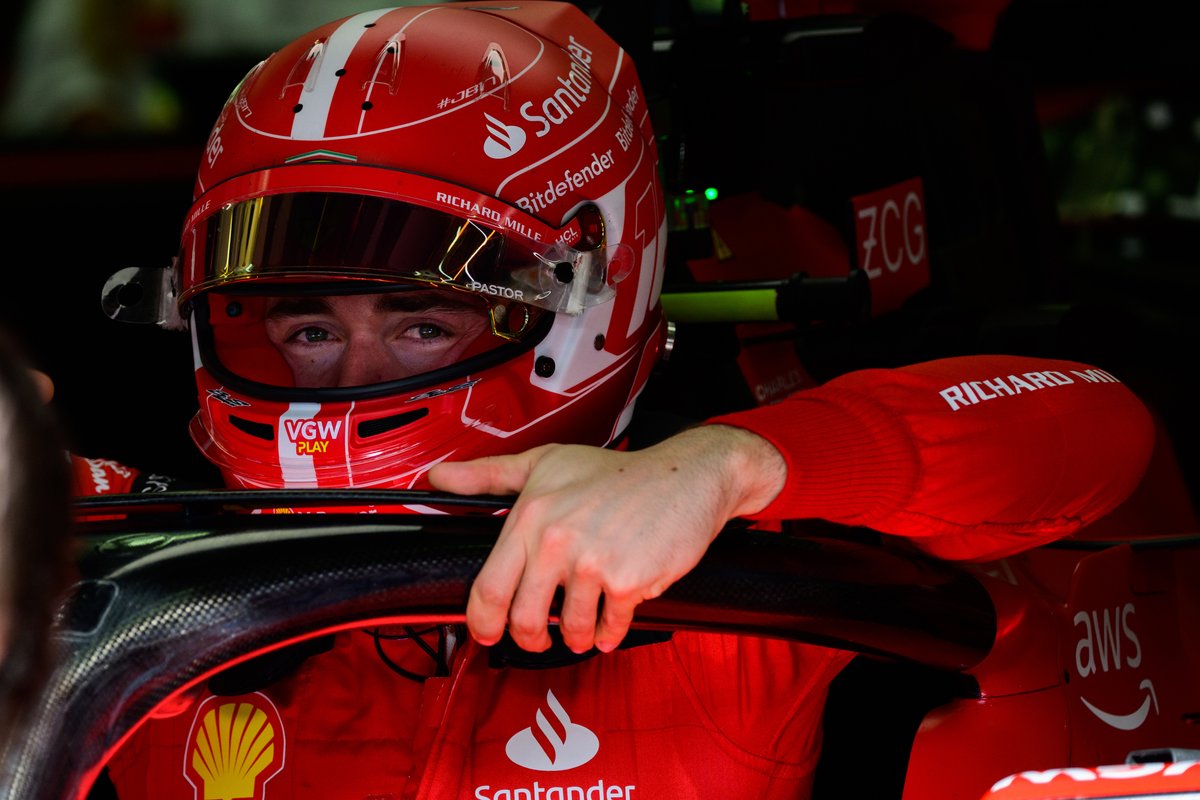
[466,523,528,646]
[427,447,546,496]
[557,578,603,653]
[504,556,564,653]
[593,594,639,654]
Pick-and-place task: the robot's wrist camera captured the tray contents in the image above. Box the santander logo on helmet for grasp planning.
[483,31,594,160]
[484,112,527,159]
[516,33,595,137]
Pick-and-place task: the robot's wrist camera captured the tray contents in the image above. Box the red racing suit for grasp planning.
[88,355,1154,800]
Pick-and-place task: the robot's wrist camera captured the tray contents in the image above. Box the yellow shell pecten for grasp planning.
[190,701,277,800]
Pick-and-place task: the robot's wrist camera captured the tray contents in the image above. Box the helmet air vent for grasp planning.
[282,39,327,98]
[477,43,511,109]
[357,408,429,438]
[229,416,274,441]
[364,34,405,95]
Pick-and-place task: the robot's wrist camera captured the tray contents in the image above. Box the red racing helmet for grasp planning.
[106,1,667,491]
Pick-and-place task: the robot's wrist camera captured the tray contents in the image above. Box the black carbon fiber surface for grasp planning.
[0,492,996,800]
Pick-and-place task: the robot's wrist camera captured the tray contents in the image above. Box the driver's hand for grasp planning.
[427,424,786,654]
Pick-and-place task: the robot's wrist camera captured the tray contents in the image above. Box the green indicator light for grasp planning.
[705,187,719,201]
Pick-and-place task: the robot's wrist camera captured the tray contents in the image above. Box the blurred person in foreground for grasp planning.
[0,331,72,747]
[78,3,1156,798]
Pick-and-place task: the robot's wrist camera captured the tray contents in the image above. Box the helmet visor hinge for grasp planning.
[100,263,186,331]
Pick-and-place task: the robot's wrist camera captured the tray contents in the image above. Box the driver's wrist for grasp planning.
[679,424,787,518]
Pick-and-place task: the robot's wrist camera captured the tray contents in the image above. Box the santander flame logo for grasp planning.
[484,113,526,159]
[505,690,599,771]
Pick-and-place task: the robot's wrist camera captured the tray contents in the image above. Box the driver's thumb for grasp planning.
[427,447,547,496]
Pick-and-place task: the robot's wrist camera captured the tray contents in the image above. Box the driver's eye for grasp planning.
[416,324,443,339]
[302,327,331,343]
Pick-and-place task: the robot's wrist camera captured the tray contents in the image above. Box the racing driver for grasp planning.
[75,2,1156,799]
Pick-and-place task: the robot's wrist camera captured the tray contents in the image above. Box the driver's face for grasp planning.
[262,291,493,388]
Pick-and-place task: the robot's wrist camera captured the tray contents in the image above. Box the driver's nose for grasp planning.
[336,336,409,387]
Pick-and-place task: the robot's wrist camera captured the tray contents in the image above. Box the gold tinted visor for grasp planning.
[179,193,631,315]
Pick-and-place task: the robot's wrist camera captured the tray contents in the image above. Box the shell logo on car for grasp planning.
[184,693,285,800]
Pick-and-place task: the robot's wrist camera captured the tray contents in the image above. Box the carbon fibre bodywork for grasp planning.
[2,490,995,800]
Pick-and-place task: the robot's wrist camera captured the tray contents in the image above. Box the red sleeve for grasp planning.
[707,355,1155,561]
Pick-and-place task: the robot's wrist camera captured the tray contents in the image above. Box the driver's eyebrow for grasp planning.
[264,297,332,319]
[374,292,483,313]
[262,292,482,320]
